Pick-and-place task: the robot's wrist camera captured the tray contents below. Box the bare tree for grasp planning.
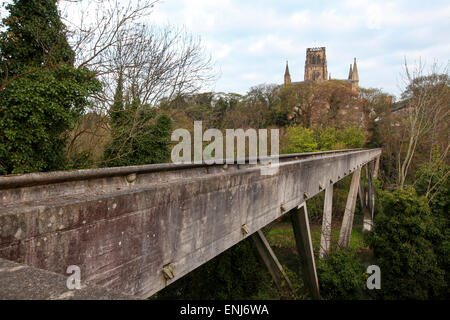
[59,0,216,164]
[396,59,449,189]
[60,0,214,109]
[98,24,215,110]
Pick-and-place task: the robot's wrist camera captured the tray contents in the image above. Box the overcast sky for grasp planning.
[149,0,450,97]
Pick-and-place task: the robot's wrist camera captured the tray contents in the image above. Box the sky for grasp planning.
[148,0,450,97]
[3,0,447,97]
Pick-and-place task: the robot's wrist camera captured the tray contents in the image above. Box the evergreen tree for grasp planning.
[0,0,74,78]
[110,71,125,132]
[0,0,100,174]
[103,78,172,167]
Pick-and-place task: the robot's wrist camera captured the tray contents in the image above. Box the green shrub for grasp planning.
[316,249,367,300]
[0,66,100,174]
[283,125,318,154]
[314,126,365,151]
[366,188,446,299]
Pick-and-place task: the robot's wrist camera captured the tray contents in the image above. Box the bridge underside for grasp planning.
[0,149,381,299]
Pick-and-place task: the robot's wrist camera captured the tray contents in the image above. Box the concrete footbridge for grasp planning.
[0,148,381,299]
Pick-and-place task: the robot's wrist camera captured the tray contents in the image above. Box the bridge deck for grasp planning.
[0,149,381,298]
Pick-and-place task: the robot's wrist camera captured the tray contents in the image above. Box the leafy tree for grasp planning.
[282,125,364,155]
[0,66,100,174]
[366,188,446,299]
[103,80,172,167]
[314,127,341,150]
[414,149,450,297]
[340,126,365,149]
[316,249,367,300]
[282,126,318,153]
[0,0,100,174]
[314,126,364,151]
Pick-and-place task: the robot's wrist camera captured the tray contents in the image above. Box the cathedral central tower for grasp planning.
[304,47,327,82]
[283,47,358,92]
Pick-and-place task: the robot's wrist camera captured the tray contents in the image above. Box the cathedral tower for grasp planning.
[282,48,360,90]
[304,47,327,82]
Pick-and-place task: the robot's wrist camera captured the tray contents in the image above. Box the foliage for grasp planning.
[340,127,365,149]
[314,126,365,151]
[282,125,365,155]
[316,249,367,300]
[0,66,100,174]
[414,149,450,298]
[414,149,450,218]
[0,0,74,79]
[67,151,95,170]
[0,0,100,174]
[366,188,447,299]
[102,105,172,167]
[282,126,318,153]
[102,74,172,167]
[283,265,308,300]
[154,239,275,300]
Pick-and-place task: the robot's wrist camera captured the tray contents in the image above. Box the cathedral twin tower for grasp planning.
[284,47,359,92]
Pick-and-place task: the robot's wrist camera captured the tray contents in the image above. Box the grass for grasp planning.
[264,221,366,255]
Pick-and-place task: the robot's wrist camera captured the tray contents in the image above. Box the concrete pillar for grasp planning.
[251,230,294,295]
[338,167,361,248]
[290,203,321,300]
[362,158,379,232]
[319,185,333,258]
[362,163,372,232]
[371,156,380,218]
[366,162,375,231]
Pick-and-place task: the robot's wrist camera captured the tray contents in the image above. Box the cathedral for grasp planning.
[284,47,359,92]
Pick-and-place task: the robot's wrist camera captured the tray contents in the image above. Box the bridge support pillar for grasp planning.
[290,203,321,300]
[371,156,380,219]
[319,185,333,258]
[362,156,380,232]
[338,167,361,248]
[363,161,375,231]
[251,230,294,296]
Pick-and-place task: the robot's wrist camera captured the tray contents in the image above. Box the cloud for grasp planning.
[60,0,450,97]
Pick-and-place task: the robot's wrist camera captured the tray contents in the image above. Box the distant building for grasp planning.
[284,47,359,92]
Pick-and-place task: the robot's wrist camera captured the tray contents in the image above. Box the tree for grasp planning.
[366,188,446,299]
[316,249,367,300]
[57,1,215,162]
[102,79,172,167]
[396,61,449,189]
[282,126,318,154]
[0,0,74,91]
[415,147,450,217]
[0,0,100,174]
[314,126,365,151]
